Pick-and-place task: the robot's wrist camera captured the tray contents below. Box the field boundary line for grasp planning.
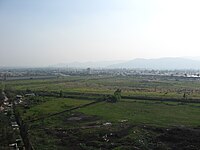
[27,100,104,123]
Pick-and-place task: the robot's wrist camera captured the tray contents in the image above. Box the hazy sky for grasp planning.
[1,0,200,66]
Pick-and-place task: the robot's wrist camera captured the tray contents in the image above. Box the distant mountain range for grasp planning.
[109,57,200,70]
[53,57,200,70]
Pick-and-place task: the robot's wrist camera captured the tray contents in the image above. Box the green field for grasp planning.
[6,75,200,100]
[3,75,200,149]
[18,97,93,121]
[80,100,200,126]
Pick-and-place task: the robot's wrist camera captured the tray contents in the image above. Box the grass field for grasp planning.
[5,75,200,100]
[18,97,93,121]
[80,100,200,126]
[3,75,200,149]
[18,97,200,150]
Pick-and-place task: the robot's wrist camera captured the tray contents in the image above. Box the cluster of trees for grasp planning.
[106,89,121,103]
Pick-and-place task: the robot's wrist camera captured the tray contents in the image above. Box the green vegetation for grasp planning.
[18,97,93,121]
[2,75,200,149]
[80,100,200,126]
[0,114,16,149]
[5,75,200,101]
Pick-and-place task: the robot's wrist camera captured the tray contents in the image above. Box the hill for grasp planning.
[109,57,200,70]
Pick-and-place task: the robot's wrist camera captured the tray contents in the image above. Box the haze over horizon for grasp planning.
[1,0,200,67]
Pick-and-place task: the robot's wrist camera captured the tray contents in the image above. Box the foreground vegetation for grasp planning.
[1,75,200,149]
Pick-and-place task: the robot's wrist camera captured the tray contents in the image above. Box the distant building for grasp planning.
[16,95,23,104]
[11,121,19,127]
[86,68,91,74]
[3,73,7,80]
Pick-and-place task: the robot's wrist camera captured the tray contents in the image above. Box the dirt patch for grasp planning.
[157,127,200,150]
[67,117,82,121]
[33,118,200,150]
[139,125,200,150]
[64,112,100,123]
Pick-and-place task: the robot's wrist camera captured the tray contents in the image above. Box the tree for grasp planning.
[114,89,121,101]
[59,90,63,97]
[183,92,187,100]
[106,89,121,103]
